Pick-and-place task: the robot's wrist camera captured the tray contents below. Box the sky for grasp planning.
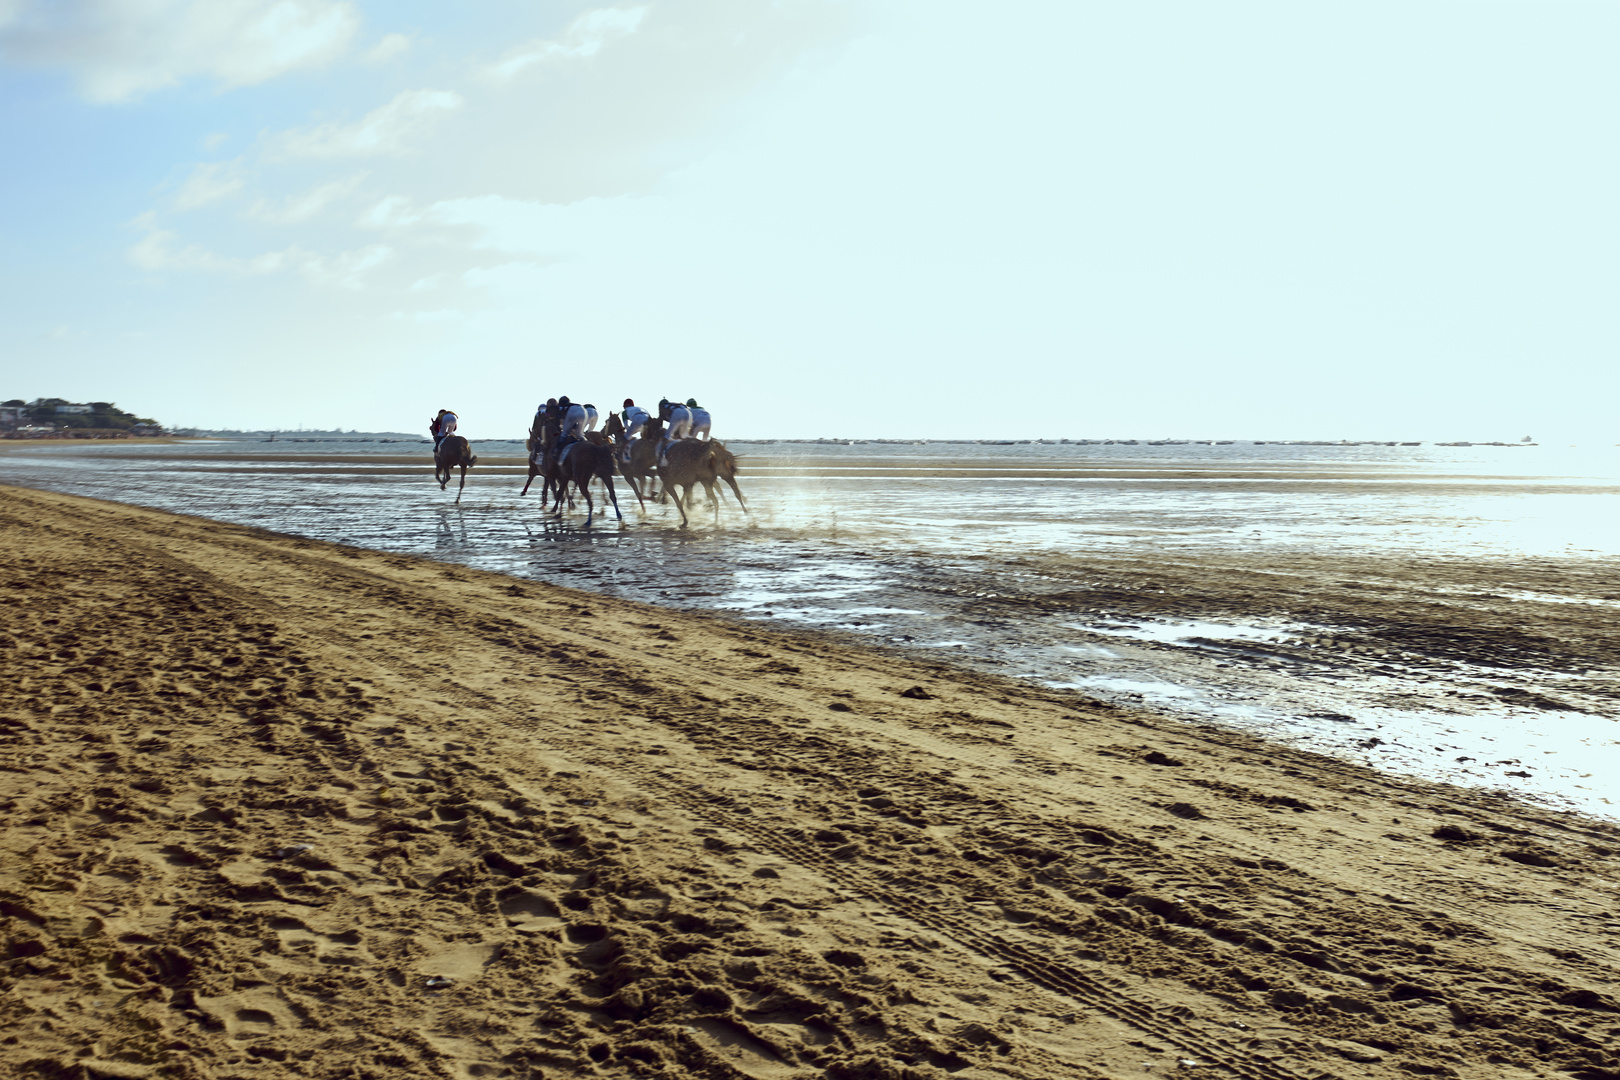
[2,0,1617,441]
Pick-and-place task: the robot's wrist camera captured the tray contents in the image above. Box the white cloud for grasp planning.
[298,243,392,289]
[174,159,247,209]
[128,212,280,273]
[356,194,421,229]
[362,31,410,64]
[0,0,360,103]
[389,307,462,322]
[272,89,463,158]
[112,1,851,313]
[484,6,647,80]
[128,211,390,288]
[249,174,365,223]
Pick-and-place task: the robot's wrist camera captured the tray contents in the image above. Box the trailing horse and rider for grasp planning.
[430,409,478,503]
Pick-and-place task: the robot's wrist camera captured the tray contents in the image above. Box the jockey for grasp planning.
[528,400,556,467]
[430,409,458,451]
[685,398,712,441]
[533,398,556,434]
[621,398,650,439]
[657,397,694,467]
[620,397,651,463]
[555,399,598,466]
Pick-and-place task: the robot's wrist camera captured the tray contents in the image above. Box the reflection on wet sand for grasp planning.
[3,437,1616,816]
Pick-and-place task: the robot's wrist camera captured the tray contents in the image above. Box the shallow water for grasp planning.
[5,437,1617,817]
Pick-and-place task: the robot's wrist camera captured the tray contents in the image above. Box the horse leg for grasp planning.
[456,465,466,504]
[670,483,689,528]
[582,480,595,528]
[723,476,748,513]
[602,471,624,521]
[520,464,535,496]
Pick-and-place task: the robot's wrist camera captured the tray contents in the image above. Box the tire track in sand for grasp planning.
[60,512,1330,1080]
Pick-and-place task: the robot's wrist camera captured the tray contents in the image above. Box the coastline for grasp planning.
[3,484,1619,1079]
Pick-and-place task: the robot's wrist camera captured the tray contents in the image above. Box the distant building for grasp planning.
[0,406,23,426]
[54,404,93,415]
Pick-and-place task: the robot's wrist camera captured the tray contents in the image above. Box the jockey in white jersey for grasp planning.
[430,409,458,451]
[657,398,693,467]
[555,400,598,466]
[621,398,650,439]
[684,397,712,441]
[619,398,651,463]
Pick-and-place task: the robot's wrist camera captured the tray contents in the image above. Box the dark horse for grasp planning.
[657,439,745,528]
[519,424,557,503]
[538,416,639,526]
[604,413,663,503]
[522,417,616,503]
[435,435,478,503]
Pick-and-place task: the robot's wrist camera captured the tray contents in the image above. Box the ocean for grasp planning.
[4,435,1617,817]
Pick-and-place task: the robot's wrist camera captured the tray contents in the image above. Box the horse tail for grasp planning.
[525,437,534,454]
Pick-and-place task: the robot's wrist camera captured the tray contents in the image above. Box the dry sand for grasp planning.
[2,483,1618,1080]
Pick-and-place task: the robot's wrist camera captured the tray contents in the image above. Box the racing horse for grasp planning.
[519,427,558,503]
[434,435,478,503]
[542,415,640,526]
[522,403,605,502]
[657,439,746,528]
[606,413,663,503]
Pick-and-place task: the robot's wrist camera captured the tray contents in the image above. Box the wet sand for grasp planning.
[4,484,1620,1080]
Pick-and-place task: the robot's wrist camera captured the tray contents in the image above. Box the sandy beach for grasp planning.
[3,483,1619,1080]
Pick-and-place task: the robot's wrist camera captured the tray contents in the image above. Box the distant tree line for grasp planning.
[2,398,161,431]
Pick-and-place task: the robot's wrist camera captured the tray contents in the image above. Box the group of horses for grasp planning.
[433,408,745,528]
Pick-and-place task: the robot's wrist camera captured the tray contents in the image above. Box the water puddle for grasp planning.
[1061,618,1305,648]
[3,438,1615,819]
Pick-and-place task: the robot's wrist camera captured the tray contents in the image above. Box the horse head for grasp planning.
[711,442,738,478]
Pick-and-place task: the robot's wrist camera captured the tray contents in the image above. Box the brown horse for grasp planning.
[523,412,612,502]
[608,414,663,502]
[540,416,641,526]
[657,439,745,527]
[519,424,558,503]
[434,435,478,503]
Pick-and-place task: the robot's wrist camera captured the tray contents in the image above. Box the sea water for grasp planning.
[4,437,1617,817]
